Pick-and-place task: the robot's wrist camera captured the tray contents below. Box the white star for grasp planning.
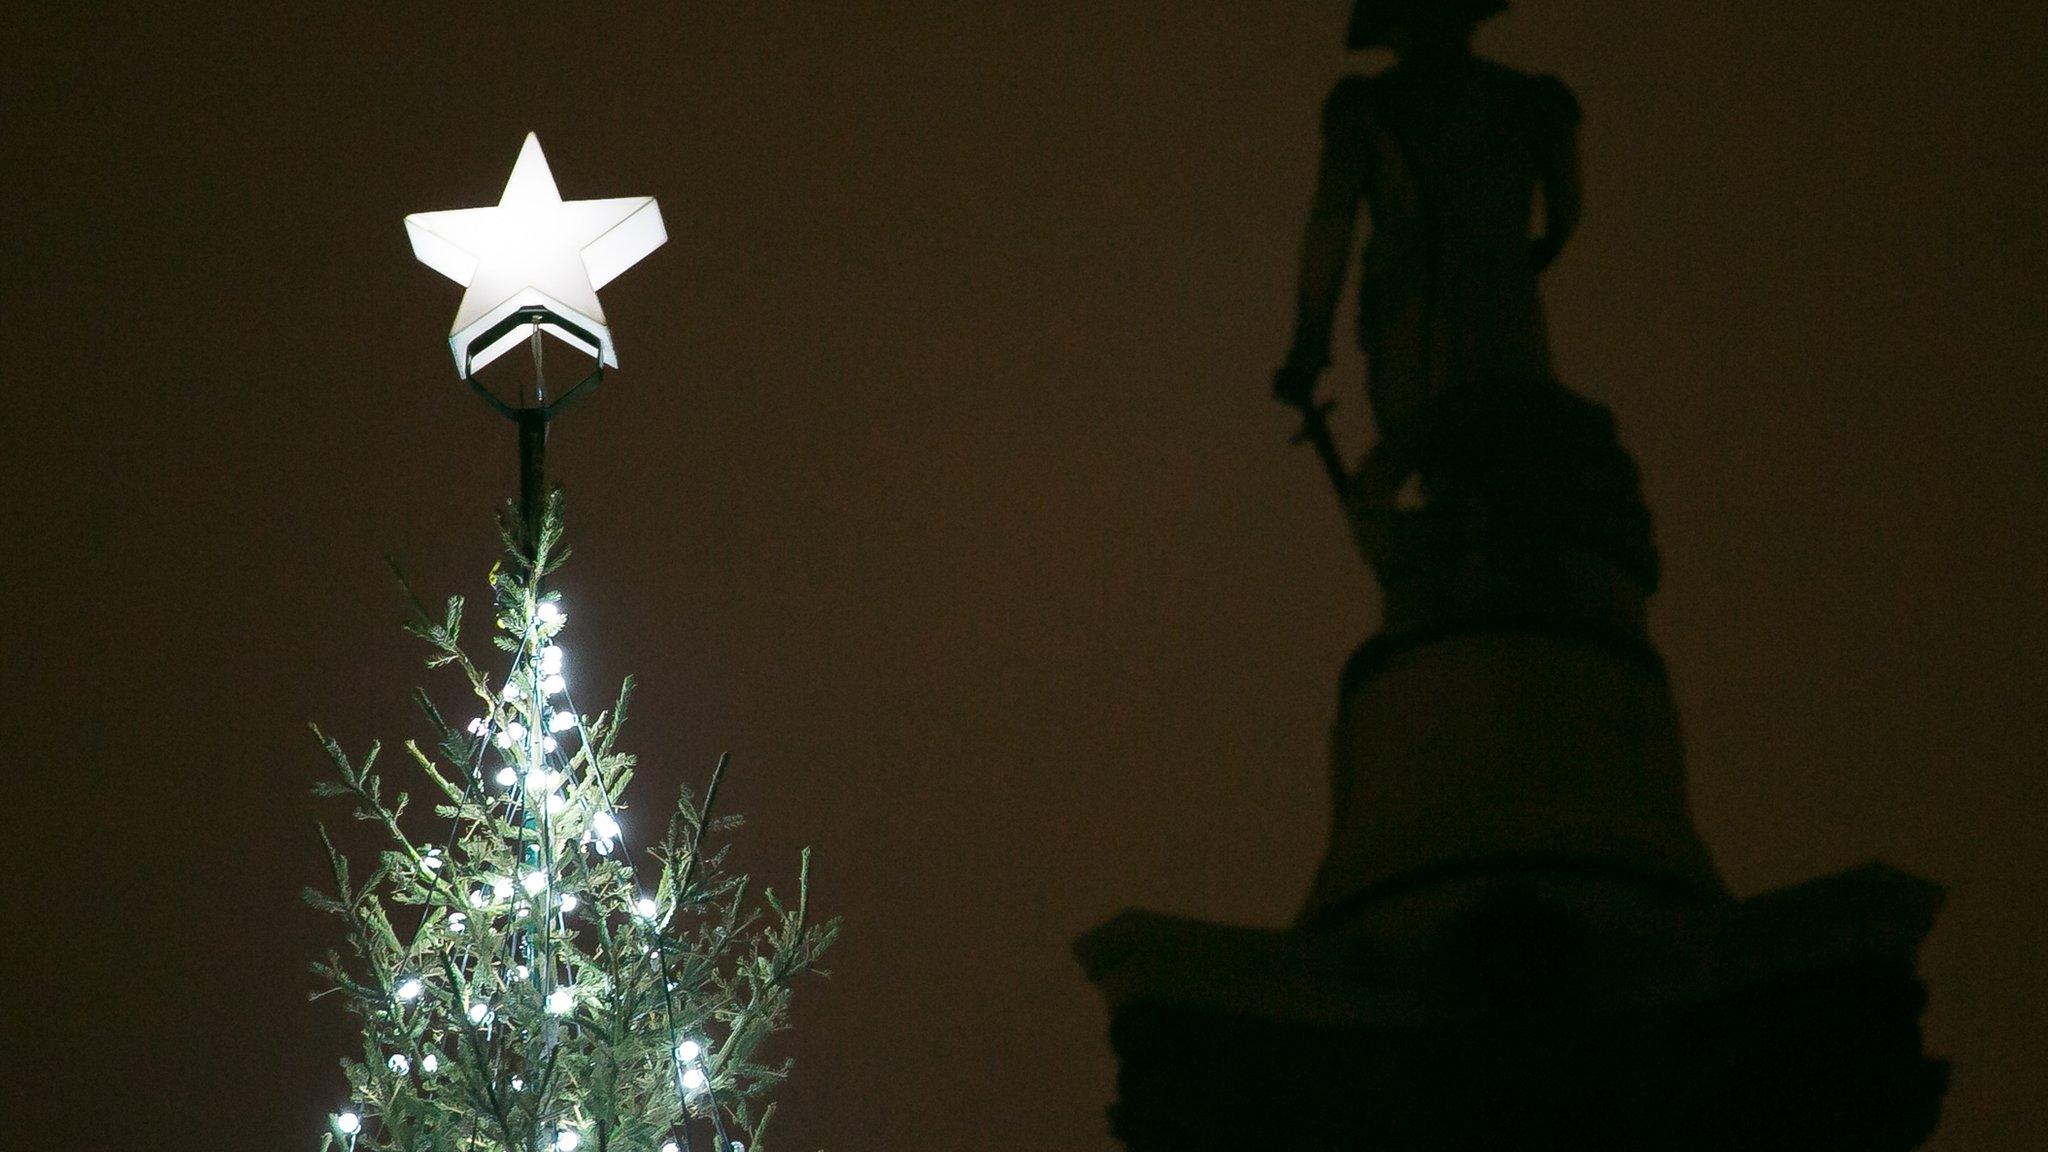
[406,133,665,376]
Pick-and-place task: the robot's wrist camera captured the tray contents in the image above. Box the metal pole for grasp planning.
[518,408,548,554]
[466,310,601,557]
[517,322,549,554]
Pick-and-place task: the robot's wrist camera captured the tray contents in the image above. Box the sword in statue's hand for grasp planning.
[1273,365,1350,498]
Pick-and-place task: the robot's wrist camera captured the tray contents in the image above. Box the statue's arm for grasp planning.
[1531,81,1584,272]
[1277,81,1371,399]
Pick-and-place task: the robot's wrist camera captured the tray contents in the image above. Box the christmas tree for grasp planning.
[306,495,836,1152]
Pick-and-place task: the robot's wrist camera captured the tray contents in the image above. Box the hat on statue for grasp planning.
[1347,0,1509,49]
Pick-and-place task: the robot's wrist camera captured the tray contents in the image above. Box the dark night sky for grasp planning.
[7,3,2045,1149]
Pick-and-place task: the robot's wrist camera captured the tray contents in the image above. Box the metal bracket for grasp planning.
[460,306,606,551]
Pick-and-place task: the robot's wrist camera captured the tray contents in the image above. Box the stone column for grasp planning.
[1076,381,1946,1151]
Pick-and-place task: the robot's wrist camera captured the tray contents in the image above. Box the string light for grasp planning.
[541,646,565,675]
[421,1053,439,1074]
[680,1067,707,1092]
[495,730,514,749]
[467,716,490,736]
[468,888,488,908]
[547,986,575,1014]
[675,1039,701,1062]
[546,794,567,815]
[337,1112,362,1135]
[541,735,559,754]
[492,876,515,901]
[497,766,519,787]
[537,601,563,626]
[507,721,528,743]
[512,964,530,982]
[503,680,522,701]
[635,896,659,920]
[466,1002,492,1026]
[662,1142,681,1152]
[388,1053,410,1074]
[420,849,443,872]
[542,673,567,696]
[560,893,578,912]
[522,870,549,896]
[395,978,423,1002]
[549,709,576,733]
[447,912,467,932]
[592,812,620,843]
[555,1130,582,1151]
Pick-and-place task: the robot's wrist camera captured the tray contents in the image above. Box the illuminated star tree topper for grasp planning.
[405,132,668,550]
[406,132,666,377]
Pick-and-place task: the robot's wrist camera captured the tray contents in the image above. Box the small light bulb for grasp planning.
[421,1053,438,1074]
[592,812,620,842]
[675,1039,701,1062]
[510,1075,525,1091]
[662,1142,681,1152]
[560,893,579,912]
[394,978,423,1002]
[541,646,564,674]
[388,1053,410,1075]
[681,1067,707,1092]
[541,735,558,754]
[467,1002,491,1025]
[512,964,530,982]
[494,731,512,749]
[495,766,518,787]
[447,912,467,932]
[503,680,522,701]
[537,601,563,625]
[547,986,575,1014]
[594,838,613,856]
[635,896,659,920]
[549,709,575,733]
[467,716,489,736]
[337,1111,361,1135]
[507,721,527,743]
[468,888,488,908]
[522,870,548,896]
[420,852,443,872]
[514,899,532,915]
[731,1142,746,1152]
[492,876,514,900]
[556,1130,582,1152]
[541,673,567,696]
[545,794,566,815]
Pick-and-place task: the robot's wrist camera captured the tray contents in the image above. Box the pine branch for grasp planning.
[309,505,833,1151]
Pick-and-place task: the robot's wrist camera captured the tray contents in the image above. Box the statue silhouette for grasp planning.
[1276,0,1581,436]
[1080,8,1947,1148]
